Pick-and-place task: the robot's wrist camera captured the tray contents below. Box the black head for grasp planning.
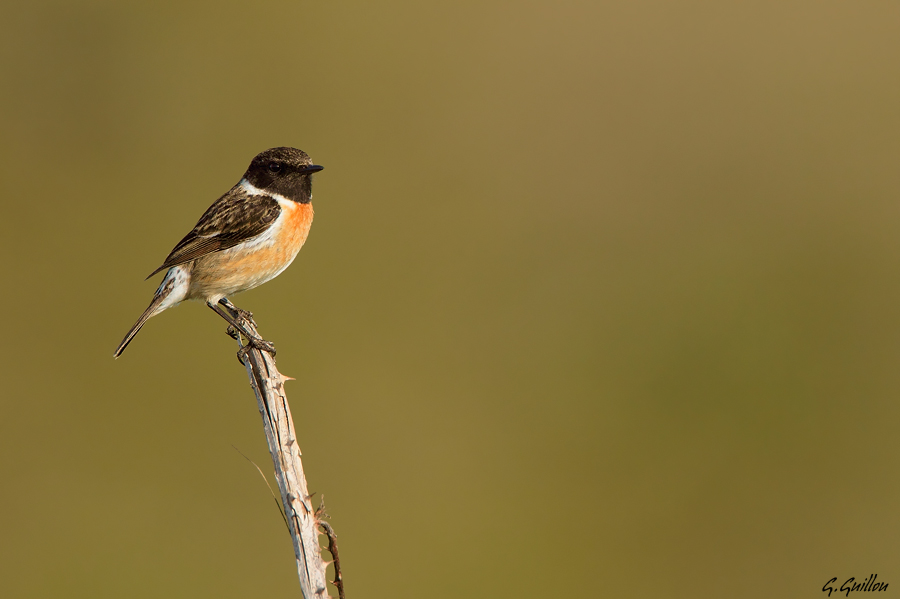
[243,147,323,203]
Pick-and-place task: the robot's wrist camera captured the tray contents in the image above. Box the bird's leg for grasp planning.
[207,300,276,356]
[218,298,263,345]
[215,298,244,339]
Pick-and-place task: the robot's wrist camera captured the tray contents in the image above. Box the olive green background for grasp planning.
[2,1,900,597]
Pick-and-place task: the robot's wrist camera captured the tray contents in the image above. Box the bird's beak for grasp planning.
[300,164,324,174]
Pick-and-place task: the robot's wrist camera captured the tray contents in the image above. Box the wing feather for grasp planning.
[147,187,281,278]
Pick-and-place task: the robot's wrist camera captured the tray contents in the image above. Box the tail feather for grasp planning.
[114,268,188,358]
[114,294,166,358]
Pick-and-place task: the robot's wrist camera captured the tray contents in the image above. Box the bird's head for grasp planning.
[243,147,323,203]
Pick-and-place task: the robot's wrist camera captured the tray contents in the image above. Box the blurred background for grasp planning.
[2,1,900,597]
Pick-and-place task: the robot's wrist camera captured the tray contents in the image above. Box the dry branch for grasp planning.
[230,311,333,598]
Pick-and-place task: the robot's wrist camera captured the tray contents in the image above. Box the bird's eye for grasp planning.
[268,162,283,173]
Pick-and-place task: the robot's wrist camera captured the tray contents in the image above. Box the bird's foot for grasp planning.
[247,335,276,356]
[219,298,256,326]
[235,336,276,364]
[234,307,255,323]
[237,344,251,365]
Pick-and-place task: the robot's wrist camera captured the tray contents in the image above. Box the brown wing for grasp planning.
[146,187,281,278]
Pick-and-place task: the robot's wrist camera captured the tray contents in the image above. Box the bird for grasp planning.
[114,147,323,358]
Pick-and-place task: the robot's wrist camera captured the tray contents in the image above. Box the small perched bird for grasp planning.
[114,147,323,358]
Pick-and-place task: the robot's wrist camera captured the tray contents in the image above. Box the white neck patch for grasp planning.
[239,178,290,204]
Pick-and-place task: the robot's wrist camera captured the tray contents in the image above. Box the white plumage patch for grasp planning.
[240,178,289,203]
[155,264,190,313]
[240,177,311,209]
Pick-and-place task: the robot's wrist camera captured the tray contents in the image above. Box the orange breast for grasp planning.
[273,201,315,258]
[188,202,314,301]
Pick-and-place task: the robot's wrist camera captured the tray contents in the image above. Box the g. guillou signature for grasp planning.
[824,574,888,597]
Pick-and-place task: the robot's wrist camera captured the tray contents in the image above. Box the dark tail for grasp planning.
[113,293,167,358]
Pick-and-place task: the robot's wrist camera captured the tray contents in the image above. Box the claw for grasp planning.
[249,337,276,356]
[236,345,250,365]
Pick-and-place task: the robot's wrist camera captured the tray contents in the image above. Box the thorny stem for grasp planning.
[227,305,340,598]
